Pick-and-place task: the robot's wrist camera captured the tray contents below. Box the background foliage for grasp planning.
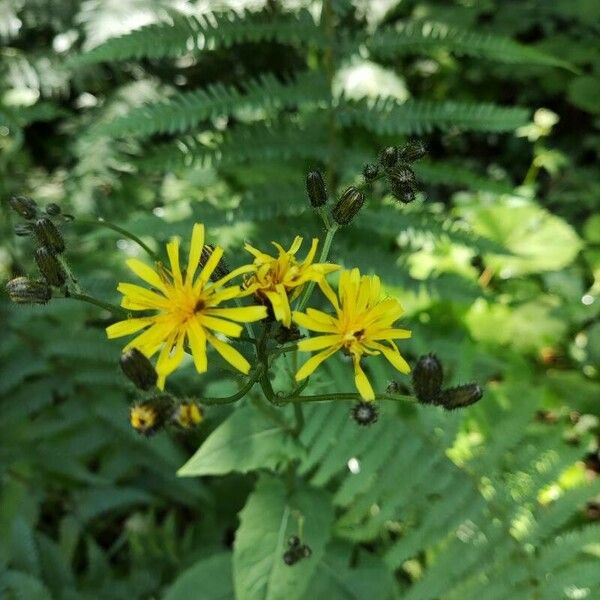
[1,1,599,598]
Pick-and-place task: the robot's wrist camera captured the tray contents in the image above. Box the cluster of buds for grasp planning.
[282,535,311,566]
[120,348,204,435]
[5,195,70,304]
[351,400,379,426]
[411,353,483,410]
[363,140,427,204]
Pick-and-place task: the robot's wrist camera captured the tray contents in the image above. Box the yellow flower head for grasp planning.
[243,236,340,327]
[293,268,411,400]
[106,223,267,389]
[173,401,204,428]
[130,403,158,435]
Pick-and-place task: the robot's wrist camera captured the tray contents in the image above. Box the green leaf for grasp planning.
[233,475,334,600]
[178,405,303,477]
[163,553,233,600]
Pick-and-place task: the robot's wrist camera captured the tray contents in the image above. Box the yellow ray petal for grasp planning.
[186,317,207,373]
[106,317,153,339]
[155,331,185,389]
[206,332,251,374]
[302,238,319,266]
[186,223,205,286]
[293,310,337,333]
[195,244,224,289]
[211,263,256,289]
[124,321,174,356]
[117,283,170,309]
[166,238,182,287]
[288,236,303,255]
[205,306,267,322]
[198,314,243,337]
[297,334,341,352]
[265,285,292,327]
[318,278,340,312]
[371,341,411,374]
[368,327,412,341]
[352,355,375,400]
[125,259,166,293]
[295,346,339,381]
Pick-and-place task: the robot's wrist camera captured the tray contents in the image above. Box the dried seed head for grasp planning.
[6,277,51,305]
[438,383,483,410]
[33,217,65,254]
[412,354,444,404]
[199,244,230,282]
[34,247,67,287]
[399,140,427,163]
[172,401,204,429]
[120,348,158,390]
[362,163,380,181]
[380,146,399,169]
[332,186,365,226]
[351,401,379,426]
[9,195,38,220]
[306,170,328,207]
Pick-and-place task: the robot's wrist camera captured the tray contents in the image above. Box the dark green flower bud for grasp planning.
[33,217,65,253]
[379,146,399,169]
[283,550,296,566]
[9,195,38,219]
[399,140,427,163]
[412,354,443,404]
[288,535,300,548]
[34,246,67,286]
[393,165,416,184]
[351,400,378,426]
[438,383,483,410]
[332,186,365,225]
[120,348,158,390]
[391,179,416,204]
[199,244,230,282]
[14,223,33,237]
[5,277,51,305]
[363,163,380,181]
[306,170,327,208]
[45,203,61,216]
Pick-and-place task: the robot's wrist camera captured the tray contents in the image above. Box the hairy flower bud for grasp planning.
[391,179,416,204]
[120,348,157,390]
[332,186,365,225]
[9,195,38,219]
[33,217,65,253]
[172,401,204,428]
[438,383,483,410]
[34,247,67,286]
[399,140,427,163]
[363,163,380,181]
[6,277,51,305]
[380,146,399,169]
[412,354,444,404]
[306,170,328,207]
[45,203,61,216]
[200,244,230,282]
[351,400,379,426]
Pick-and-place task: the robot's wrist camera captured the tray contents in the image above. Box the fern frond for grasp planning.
[369,21,574,70]
[74,8,323,64]
[92,71,328,138]
[337,96,530,134]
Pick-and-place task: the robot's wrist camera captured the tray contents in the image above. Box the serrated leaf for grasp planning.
[233,475,334,600]
[178,405,303,477]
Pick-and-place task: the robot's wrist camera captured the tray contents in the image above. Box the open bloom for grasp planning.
[293,268,411,400]
[106,223,267,389]
[243,236,340,327]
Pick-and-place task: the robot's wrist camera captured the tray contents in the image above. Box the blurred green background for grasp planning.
[1,1,599,598]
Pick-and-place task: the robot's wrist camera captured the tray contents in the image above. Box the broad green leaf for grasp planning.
[464,198,581,275]
[233,475,334,600]
[304,541,396,599]
[163,553,233,600]
[178,405,303,477]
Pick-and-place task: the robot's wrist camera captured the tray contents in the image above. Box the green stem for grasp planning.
[268,342,299,363]
[295,224,338,313]
[202,366,264,406]
[66,292,129,318]
[79,218,160,262]
[282,392,416,404]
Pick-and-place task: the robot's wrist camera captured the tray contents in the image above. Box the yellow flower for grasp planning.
[293,268,411,400]
[106,223,267,389]
[243,236,340,327]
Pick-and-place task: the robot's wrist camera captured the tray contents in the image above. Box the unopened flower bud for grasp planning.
[33,217,65,253]
[438,383,483,410]
[130,395,175,436]
[6,277,51,305]
[363,163,380,181]
[399,140,427,163]
[14,223,33,237]
[288,535,300,548]
[332,186,365,225]
[9,195,38,219]
[380,146,399,169]
[45,203,61,216]
[392,165,416,184]
[391,179,416,204]
[283,550,296,566]
[199,244,230,282]
[351,400,378,426]
[306,170,327,208]
[120,348,157,390]
[34,247,66,286]
[412,354,443,404]
[172,401,204,428]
